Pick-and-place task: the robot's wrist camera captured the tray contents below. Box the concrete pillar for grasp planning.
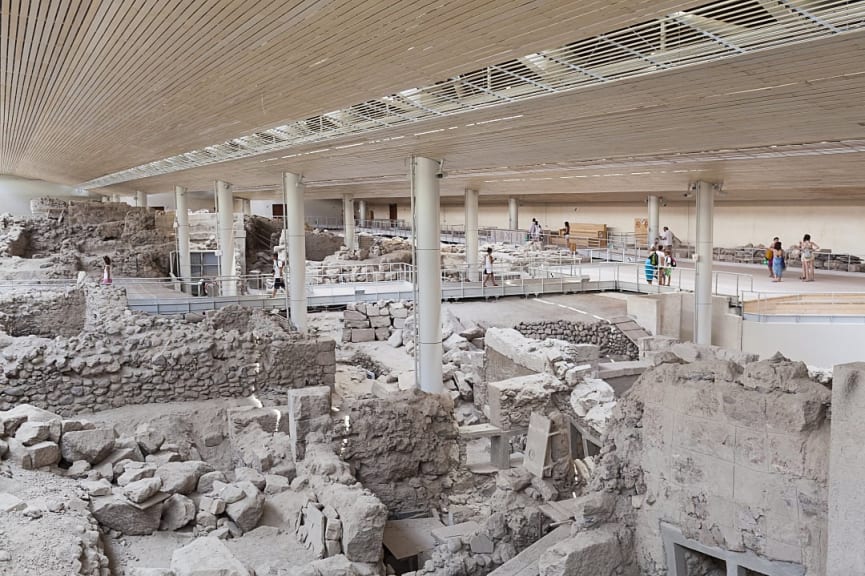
[216,180,236,296]
[508,197,519,230]
[343,195,356,250]
[284,172,307,332]
[111,194,119,203]
[828,362,865,576]
[464,189,479,282]
[694,181,714,346]
[136,190,147,208]
[412,157,443,394]
[358,199,367,225]
[175,185,192,289]
[648,195,659,248]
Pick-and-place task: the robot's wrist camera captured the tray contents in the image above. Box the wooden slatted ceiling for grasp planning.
[113,30,865,201]
[0,0,693,184]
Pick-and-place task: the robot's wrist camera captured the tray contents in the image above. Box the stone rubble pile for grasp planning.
[0,289,336,415]
[533,346,833,576]
[514,319,637,359]
[335,388,459,515]
[404,467,561,576]
[342,300,412,343]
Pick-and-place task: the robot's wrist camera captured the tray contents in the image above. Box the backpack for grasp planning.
[670,255,677,267]
[649,252,659,267]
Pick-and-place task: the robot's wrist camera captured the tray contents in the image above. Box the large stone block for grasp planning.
[155,461,213,495]
[60,428,116,464]
[170,537,251,576]
[318,483,387,563]
[225,481,265,533]
[91,495,163,535]
[288,386,332,421]
[351,328,376,343]
[160,494,196,531]
[539,526,628,576]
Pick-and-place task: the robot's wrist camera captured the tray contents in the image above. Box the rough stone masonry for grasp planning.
[0,286,335,415]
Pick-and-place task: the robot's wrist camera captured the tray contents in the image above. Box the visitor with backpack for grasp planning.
[765,236,779,279]
[645,245,659,284]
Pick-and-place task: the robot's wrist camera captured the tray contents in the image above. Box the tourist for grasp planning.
[529,218,541,244]
[563,221,571,251]
[271,252,285,297]
[661,226,673,250]
[765,236,779,278]
[800,233,819,282]
[482,247,498,287]
[662,247,674,286]
[771,241,785,282]
[100,256,112,285]
[645,245,657,284]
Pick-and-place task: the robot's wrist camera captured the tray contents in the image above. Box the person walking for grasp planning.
[771,241,785,282]
[100,256,112,285]
[482,247,498,287]
[799,234,819,282]
[661,226,674,250]
[563,221,571,252]
[271,252,285,297]
[765,236,779,278]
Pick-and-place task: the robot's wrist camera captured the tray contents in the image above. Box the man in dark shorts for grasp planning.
[271,252,285,297]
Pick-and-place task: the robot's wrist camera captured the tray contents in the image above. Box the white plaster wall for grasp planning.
[250,198,342,221]
[628,292,741,349]
[0,176,87,215]
[368,201,865,254]
[742,322,865,368]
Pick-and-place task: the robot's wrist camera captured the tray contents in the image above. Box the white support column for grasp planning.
[284,172,307,332]
[412,157,443,394]
[136,190,147,208]
[216,180,236,296]
[508,197,519,230]
[647,194,660,248]
[175,185,192,290]
[694,181,714,346]
[464,189,479,282]
[342,195,356,250]
[358,199,367,226]
[111,194,119,203]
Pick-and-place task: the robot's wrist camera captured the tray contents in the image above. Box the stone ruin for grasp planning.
[0,286,335,415]
[0,200,173,280]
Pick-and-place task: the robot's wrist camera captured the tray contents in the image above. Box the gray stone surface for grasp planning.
[60,428,116,464]
[91,495,163,535]
[224,481,265,533]
[170,536,251,576]
[155,461,212,495]
[160,494,196,531]
[122,477,163,504]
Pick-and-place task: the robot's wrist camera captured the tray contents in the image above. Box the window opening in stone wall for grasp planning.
[674,544,727,576]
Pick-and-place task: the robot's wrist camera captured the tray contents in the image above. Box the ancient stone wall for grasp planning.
[584,354,830,576]
[342,300,412,343]
[514,320,637,359]
[0,289,336,416]
[0,289,85,337]
[334,389,459,515]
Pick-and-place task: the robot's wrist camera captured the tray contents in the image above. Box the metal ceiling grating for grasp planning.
[81,0,865,189]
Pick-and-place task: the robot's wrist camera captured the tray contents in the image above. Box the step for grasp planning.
[486,525,572,576]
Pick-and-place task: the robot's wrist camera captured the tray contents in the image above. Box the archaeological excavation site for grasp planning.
[0,194,858,576]
[4,2,865,574]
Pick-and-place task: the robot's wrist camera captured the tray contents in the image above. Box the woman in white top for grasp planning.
[799,234,819,282]
[100,256,112,285]
[482,247,498,287]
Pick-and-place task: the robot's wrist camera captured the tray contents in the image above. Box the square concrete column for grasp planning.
[827,362,865,575]
[694,181,715,345]
[215,180,236,296]
[284,172,307,332]
[136,190,147,208]
[508,197,519,230]
[464,189,479,281]
[174,185,192,290]
[412,157,443,394]
[342,195,356,250]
